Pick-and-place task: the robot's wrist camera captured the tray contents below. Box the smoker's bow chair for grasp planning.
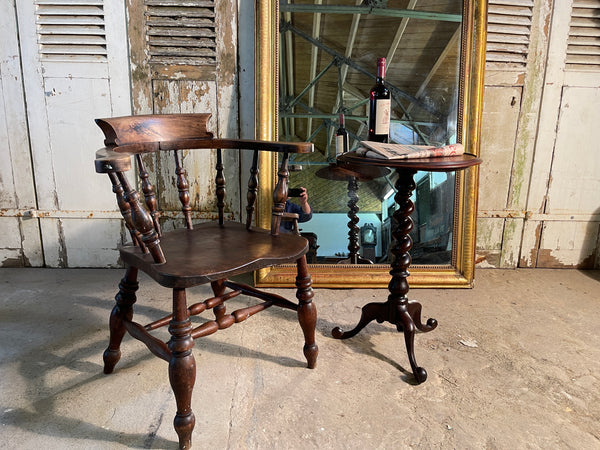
[94,114,318,449]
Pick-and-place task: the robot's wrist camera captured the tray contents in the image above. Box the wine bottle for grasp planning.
[335,113,349,157]
[368,57,391,142]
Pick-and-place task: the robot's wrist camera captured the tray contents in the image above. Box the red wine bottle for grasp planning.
[368,57,391,142]
[335,113,349,156]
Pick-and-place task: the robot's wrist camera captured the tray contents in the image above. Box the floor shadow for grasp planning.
[579,269,600,282]
[315,315,421,385]
[1,286,310,448]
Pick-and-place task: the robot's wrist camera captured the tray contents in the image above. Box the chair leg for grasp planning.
[103,266,139,374]
[295,255,318,369]
[168,288,196,450]
[210,279,226,321]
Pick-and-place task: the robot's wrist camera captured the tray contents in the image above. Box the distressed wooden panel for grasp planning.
[520,218,542,267]
[537,220,599,268]
[146,0,217,66]
[43,77,116,211]
[60,218,125,267]
[14,0,131,267]
[499,217,525,268]
[475,217,504,267]
[0,0,43,267]
[478,86,522,211]
[546,86,600,214]
[0,219,28,267]
[129,0,241,230]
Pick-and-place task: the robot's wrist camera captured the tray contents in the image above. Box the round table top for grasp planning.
[337,152,482,172]
[315,163,390,182]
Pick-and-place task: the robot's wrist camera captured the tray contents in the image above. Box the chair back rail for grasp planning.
[136,154,162,236]
[246,150,259,230]
[94,114,313,264]
[174,150,193,229]
[215,148,226,226]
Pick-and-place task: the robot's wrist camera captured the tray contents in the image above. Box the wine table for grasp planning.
[333,152,482,383]
[315,163,389,264]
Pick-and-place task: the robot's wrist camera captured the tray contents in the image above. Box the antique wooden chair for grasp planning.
[94,114,318,449]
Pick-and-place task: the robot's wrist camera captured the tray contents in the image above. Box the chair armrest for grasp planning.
[95,148,133,173]
[281,212,300,235]
[157,138,314,154]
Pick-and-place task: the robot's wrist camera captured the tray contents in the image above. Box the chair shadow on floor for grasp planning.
[2,288,312,448]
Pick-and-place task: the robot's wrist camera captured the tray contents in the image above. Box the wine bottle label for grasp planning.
[375,99,391,135]
[335,134,344,156]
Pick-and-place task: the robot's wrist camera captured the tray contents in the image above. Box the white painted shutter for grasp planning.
[36,0,107,61]
[16,0,131,267]
[486,0,534,70]
[566,0,600,71]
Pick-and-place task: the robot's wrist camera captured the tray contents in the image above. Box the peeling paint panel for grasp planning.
[475,217,504,268]
[44,77,117,211]
[545,86,600,215]
[520,219,542,268]
[0,0,43,267]
[0,86,17,209]
[479,86,522,211]
[537,221,599,268]
[499,217,523,268]
[60,218,124,267]
[0,218,24,258]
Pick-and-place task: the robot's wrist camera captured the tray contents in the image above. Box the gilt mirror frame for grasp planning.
[254,0,487,288]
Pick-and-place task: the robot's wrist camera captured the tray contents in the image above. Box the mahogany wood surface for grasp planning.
[338,151,482,171]
[120,222,309,288]
[332,156,482,384]
[94,114,317,449]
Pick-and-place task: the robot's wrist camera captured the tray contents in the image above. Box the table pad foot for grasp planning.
[332,297,437,384]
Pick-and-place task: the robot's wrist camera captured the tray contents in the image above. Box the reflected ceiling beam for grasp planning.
[334,0,363,111]
[307,0,323,138]
[406,26,461,114]
[279,3,462,23]
[330,0,363,148]
[280,21,443,118]
[385,0,418,67]
[285,57,337,110]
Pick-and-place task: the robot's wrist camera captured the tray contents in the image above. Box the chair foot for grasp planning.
[104,267,138,374]
[303,343,318,369]
[296,256,318,369]
[174,412,195,450]
[102,348,121,375]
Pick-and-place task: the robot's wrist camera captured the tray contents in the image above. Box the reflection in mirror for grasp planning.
[279,1,462,265]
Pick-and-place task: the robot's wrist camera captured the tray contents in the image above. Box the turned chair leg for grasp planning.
[168,288,196,450]
[295,256,318,369]
[210,279,227,321]
[103,267,139,374]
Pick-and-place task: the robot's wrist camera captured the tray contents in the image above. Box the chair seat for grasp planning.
[119,221,309,288]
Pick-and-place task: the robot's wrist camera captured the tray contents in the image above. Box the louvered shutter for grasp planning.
[145,0,217,67]
[486,0,534,70]
[36,0,107,61]
[566,0,600,71]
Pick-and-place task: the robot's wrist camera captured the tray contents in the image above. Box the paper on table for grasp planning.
[356,141,464,159]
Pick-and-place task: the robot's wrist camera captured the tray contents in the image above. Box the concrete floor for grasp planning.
[0,268,599,449]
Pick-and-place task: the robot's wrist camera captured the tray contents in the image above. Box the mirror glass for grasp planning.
[279,1,462,265]
[255,0,485,287]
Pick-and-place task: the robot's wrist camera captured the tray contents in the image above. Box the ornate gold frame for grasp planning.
[255,0,487,288]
